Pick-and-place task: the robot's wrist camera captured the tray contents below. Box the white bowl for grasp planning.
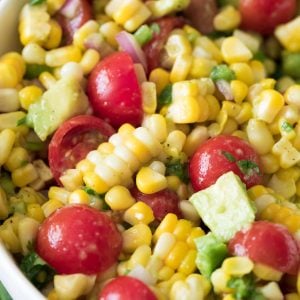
[0,1,46,299]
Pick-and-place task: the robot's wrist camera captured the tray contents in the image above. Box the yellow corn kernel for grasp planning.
[253,263,283,281]
[79,49,100,75]
[1,52,26,81]
[253,89,284,123]
[127,245,152,269]
[99,21,122,48]
[21,43,46,65]
[221,36,252,64]
[122,223,152,253]
[123,5,152,32]
[123,201,154,225]
[105,185,135,211]
[178,249,197,275]
[275,16,300,52]
[189,57,216,78]
[213,5,241,31]
[172,219,192,241]
[48,187,70,204]
[230,80,248,103]
[4,147,30,172]
[12,163,38,187]
[166,175,181,192]
[0,225,21,253]
[145,255,164,279]
[194,36,223,63]
[230,62,254,86]
[45,45,82,67]
[179,200,201,224]
[19,85,43,110]
[60,169,83,192]
[0,129,16,167]
[183,126,208,157]
[27,203,45,223]
[0,63,19,88]
[186,227,205,249]
[73,20,99,49]
[285,293,300,300]
[210,268,233,294]
[0,187,9,220]
[158,272,186,295]
[165,130,186,155]
[153,232,176,260]
[47,0,66,15]
[153,213,178,242]
[68,189,90,205]
[149,68,170,95]
[42,199,64,218]
[44,19,62,49]
[165,241,189,270]
[39,72,56,90]
[146,0,189,18]
[170,54,192,83]
[260,282,283,300]
[142,114,168,143]
[54,274,96,300]
[233,29,261,53]
[260,153,280,174]
[183,24,201,43]
[285,84,300,108]
[136,167,167,194]
[165,33,192,58]
[75,159,94,174]
[158,265,175,281]
[124,135,152,163]
[250,60,267,82]
[108,0,140,24]
[141,81,157,114]
[222,257,254,276]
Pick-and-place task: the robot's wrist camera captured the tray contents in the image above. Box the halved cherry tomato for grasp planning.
[56,0,92,44]
[143,17,185,72]
[48,115,115,184]
[99,276,157,300]
[189,135,263,191]
[87,51,143,128]
[239,0,297,35]
[228,221,300,275]
[183,0,217,34]
[36,205,122,275]
[130,186,182,221]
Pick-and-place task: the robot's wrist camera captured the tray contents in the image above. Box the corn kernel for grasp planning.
[19,85,43,110]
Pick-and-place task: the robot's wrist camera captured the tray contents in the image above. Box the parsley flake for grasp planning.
[237,160,260,176]
[29,0,46,5]
[222,151,236,162]
[281,121,293,133]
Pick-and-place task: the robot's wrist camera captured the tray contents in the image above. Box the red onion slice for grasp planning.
[116,31,148,73]
[216,79,234,101]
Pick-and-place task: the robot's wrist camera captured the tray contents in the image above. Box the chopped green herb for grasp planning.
[222,151,236,162]
[0,172,15,197]
[0,281,12,300]
[24,142,44,152]
[29,0,46,5]
[210,64,236,82]
[227,274,265,300]
[150,23,160,35]
[82,186,98,196]
[17,116,27,126]
[253,50,266,62]
[25,64,52,80]
[281,121,293,133]
[165,158,189,183]
[282,51,300,79]
[20,251,55,289]
[158,84,172,109]
[237,160,260,176]
[217,0,238,7]
[134,25,153,46]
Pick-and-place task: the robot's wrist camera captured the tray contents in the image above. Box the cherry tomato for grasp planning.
[130,186,182,221]
[48,115,115,185]
[143,17,185,72]
[239,0,297,35]
[36,205,122,275]
[99,276,157,300]
[87,51,143,128]
[228,221,300,275]
[56,0,92,44]
[183,0,217,34]
[189,135,263,191]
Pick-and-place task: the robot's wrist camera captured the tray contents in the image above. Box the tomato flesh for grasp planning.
[228,221,300,275]
[36,205,122,275]
[56,0,92,44]
[130,187,182,221]
[239,0,296,35]
[143,17,185,72]
[48,115,115,185]
[189,135,263,191]
[87,51,143,128]
[99,276,157,300]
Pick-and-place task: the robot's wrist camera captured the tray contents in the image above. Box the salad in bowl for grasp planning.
[1,0,300,299]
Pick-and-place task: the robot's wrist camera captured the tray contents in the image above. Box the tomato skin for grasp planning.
[36,205,122,275]
[239,0,296,35]
[228,221,300,275]
[130,187,182,221]
[48,115,115,185]
[189,135,263,191]
[87,52,143,128]
[57,0,92,44]
[143,17,185,72]
[99,276,157,300]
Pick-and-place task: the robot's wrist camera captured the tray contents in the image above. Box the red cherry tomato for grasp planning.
[99,276,157,300]
[87,52,143,128]
[130,187,182,221]
[143,17,185,72]
[36,205,122,275]
[189,135,263,191]
[48,115,115,185]
[56,0,92,44]
[228,221,300,275]
[183,0,217,34]
[239,0,296,35]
